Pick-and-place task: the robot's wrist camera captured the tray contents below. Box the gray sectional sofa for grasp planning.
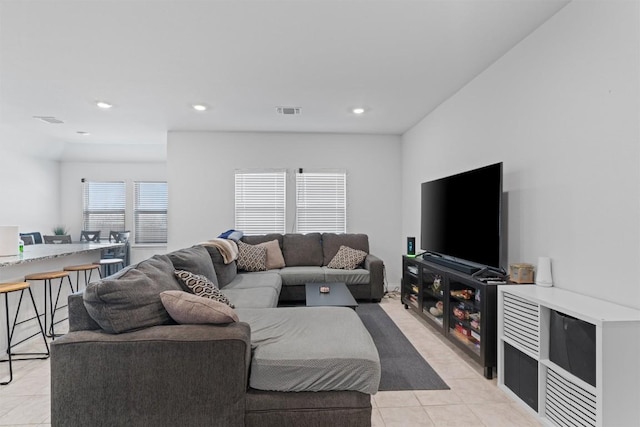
[51,233,384,427]
[219,232,385,303]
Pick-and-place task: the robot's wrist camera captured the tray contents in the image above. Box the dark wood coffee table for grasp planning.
[305,282,358,310]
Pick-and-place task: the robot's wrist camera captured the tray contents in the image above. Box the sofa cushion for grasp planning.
[327,245,368,270]
[223,287,279,308]
[278,266,325,286]
[83,254,182,334]
[237,240,268,272]
[257,239,286,270]
[204,246,238,287]
[222,271,282,292]
[236,307,380,394]
[160,291,239,324]
[166,245,218,287]
[242,233,283,248]
[323,267,370,285]
[282,233,323,267]
[322,233,369,266]
[174,270,234,308]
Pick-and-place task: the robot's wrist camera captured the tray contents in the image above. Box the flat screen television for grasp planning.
[420,162,503,272]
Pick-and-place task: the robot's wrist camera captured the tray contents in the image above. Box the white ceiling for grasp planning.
[0,0,569,160]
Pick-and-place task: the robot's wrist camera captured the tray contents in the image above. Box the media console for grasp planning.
[401,255,499,378]
[498,286,640,427]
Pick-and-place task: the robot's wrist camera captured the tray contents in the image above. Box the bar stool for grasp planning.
[95,230,129,277]
[63,264,102,292]
[23,271,74,339]
[94,258,124,277]
[0,282,50,385]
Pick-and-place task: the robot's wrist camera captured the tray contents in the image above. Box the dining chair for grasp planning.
[43,235,72,244]
[20,235,34,246]
[20,232,43,245]
[80,230,101,242]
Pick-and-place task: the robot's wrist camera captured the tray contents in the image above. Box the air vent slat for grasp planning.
[503,293,540,356]
[276,106,301,115]
[33,115,64,124]
[545,367,597,427]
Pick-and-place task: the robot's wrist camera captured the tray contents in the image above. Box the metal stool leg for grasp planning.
[27,287,50,357]
[46,279,53,338]
[1,293,13,385]
[0,287,49,385]
[49,276,74,339]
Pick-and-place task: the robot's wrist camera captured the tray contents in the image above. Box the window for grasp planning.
[295,170,346,233]
[82,181,126,237]
[235,170,286,235]
[134,182,168,244]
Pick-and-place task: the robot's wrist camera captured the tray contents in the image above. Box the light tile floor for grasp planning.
[373,295,541,427]
[0,295,542,426]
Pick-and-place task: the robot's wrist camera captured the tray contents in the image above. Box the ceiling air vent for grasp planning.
[33,116,64,124]
[276,107,301,115]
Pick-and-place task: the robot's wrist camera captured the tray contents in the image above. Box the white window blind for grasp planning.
[296,171,346,233]
[82,181,126,237]
[235,170,286,235]
[134,182,168,244]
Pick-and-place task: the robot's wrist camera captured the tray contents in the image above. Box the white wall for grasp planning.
[402,1,640,308]
[167,131,403,287]
[59,161,168,263]
[0,149,60,234]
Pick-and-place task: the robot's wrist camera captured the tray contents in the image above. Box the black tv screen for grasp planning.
[420,162,503,269]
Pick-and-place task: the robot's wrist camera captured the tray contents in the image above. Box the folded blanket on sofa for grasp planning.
[200,238,239,264]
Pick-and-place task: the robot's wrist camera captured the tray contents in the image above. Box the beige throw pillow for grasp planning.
[327,245,368,270]
[160,291,239,324]
[257,239,286,269]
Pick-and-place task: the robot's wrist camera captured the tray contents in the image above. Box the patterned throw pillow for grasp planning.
[174,270,235,308]
[327,245,368,270]
[236,240,267,272]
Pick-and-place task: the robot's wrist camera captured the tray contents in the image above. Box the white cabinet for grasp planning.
[497,285,640,427]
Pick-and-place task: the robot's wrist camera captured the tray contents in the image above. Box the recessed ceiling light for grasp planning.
[352,107,365,115]
[77,131,90,136]
[192,104,208,111]
[96,101,112,109]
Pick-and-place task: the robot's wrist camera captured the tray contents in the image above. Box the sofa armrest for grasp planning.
[51,323,251,427]
[364,254,384,301]
[67,291,100,332]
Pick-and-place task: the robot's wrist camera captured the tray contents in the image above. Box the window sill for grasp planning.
[130,244,168,249]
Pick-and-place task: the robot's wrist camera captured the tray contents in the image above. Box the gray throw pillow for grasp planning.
[166,245,219,288]
[83,254,182,334]
[160,291,238,324]
[174,270,234,308]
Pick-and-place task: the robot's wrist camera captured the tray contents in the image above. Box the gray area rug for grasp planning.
[357,303,449,391]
